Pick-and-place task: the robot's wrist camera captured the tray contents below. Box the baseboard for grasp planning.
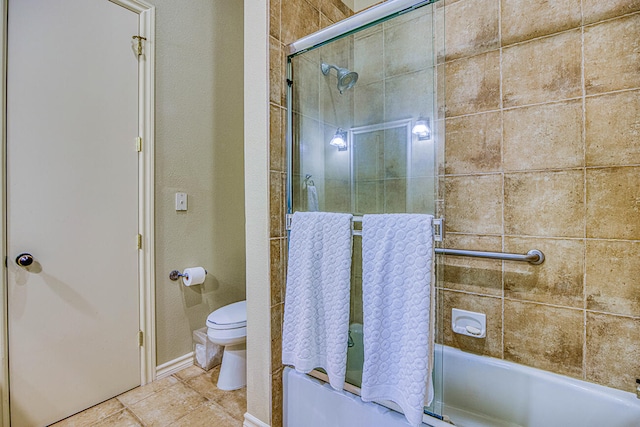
[155,352,194,379]
[244,413,270,427]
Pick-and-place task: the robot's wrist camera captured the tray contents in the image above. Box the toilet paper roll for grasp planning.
[182,267,206,286]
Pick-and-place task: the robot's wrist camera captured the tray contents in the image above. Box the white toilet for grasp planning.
[206,300,247,390]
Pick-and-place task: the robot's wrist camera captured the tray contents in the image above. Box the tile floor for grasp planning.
[51,364,246,427]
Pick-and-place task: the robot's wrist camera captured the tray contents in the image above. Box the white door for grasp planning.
[7,1,140,425]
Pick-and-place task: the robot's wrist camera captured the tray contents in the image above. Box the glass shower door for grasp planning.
[287,0,443,421]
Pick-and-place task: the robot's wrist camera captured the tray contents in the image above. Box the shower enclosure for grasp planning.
[286,0,445,421]
[285,0,640,425]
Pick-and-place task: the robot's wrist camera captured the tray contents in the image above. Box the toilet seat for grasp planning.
[206,300,246,330]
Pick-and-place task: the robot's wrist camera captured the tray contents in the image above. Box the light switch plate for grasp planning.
[175,192,187,211]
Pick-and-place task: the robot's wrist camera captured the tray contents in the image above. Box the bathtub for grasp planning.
[283,344,640,427]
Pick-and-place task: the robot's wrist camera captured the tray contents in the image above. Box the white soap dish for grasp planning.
[452,308,486,338]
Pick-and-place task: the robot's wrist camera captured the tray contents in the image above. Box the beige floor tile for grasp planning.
[186,366,247,420]
[51,398,124,427]
[116,376,179,407]
[168,401,240,427]
[128,382,206,427]
[93,409,143,427]
[173,365,206,382]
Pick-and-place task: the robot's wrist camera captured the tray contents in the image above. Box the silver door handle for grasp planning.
[15,253,34,267]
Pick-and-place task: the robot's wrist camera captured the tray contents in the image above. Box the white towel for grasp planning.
[361,214,435,427]
[307,185,319,211]
[282,211,353,390]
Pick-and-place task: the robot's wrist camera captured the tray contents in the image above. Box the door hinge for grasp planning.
[138,330,144,347]
[132,35,147,57]
[136,137,142,152]
[137,234,143,250]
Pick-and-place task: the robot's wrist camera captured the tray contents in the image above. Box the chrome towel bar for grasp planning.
[284,214,545,265]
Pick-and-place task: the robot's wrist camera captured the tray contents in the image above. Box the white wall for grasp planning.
[150,0,246,365]
[244,0,271,424]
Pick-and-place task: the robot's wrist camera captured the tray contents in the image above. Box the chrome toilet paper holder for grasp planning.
[169,269,207,281]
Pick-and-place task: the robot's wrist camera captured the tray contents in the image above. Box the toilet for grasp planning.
[206,300,247,390]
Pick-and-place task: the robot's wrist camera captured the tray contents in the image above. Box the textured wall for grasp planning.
[152,0,245,366]
[439,0,640,392]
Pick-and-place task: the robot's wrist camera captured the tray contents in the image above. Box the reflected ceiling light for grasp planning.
[329,128,348,151]
[412,117,432,141]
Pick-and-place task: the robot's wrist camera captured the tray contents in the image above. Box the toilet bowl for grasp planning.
[206,300,247,390]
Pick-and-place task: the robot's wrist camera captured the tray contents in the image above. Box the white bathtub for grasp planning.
[283,344,640,427]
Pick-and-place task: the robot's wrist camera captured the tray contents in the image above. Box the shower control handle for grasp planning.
[15,253,34,267]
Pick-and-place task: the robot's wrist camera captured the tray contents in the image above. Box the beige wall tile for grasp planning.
[293,56,320,118]
[504,300,583,378]
[444,0,499,61]
[586,90,640,167]
[272,368,285,427]
[270,37,283,106]
[445,112,502,175]
[584,13,640,95]
[354,32,384,85]
[583,0,640,24]
[441,234,503,296]
[320,0,351,24]
[270,171,285,238]
[384,12,434,77]
[271,303,284,372]
[384,69,435,122]
[445,51,500,117]
[586,312,640,392]
[407,177,437,214]
[281,0,320,44]
[384,178,407,212]
[440,290,503,358]
[502,30,582,108]
[504,237,584,308]
[503,100,584,171]
[270,105,284,172]
[356,180,383,214]
[444,174,503,234]
[504,170,584,238]
[270,0,281,40]
[354,81,384,126]
[324,178,351,212]
[501,0,581,46]
[384,127,408,178]
[586,167,640,240]
[586,240,640,317]
[270,239,284,306]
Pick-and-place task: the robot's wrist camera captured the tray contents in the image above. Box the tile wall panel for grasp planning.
[442,0,640,393]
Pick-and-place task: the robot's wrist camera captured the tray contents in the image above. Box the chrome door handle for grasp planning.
[15,253,34,267]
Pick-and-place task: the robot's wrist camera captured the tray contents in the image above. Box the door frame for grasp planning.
[0,0,156,425]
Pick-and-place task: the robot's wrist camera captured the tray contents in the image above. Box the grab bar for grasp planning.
[435,248,544,265]
[284,214,545,265]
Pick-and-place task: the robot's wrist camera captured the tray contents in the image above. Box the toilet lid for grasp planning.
[207,300,246,330]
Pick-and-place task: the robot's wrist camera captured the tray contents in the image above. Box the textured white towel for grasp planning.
[282,211,353,390]
[361,214,435,427]
[307,185,319,211]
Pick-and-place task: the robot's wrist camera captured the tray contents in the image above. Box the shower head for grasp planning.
[321,63,358,94]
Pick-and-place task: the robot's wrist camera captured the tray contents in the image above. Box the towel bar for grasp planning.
[284,214,545,265]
